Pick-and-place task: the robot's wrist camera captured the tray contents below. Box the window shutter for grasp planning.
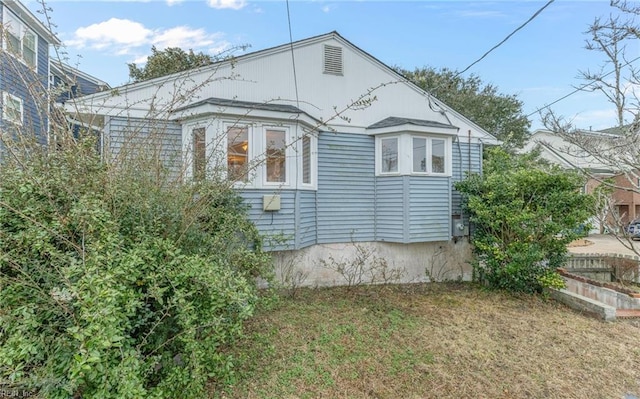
[323,45,343,76]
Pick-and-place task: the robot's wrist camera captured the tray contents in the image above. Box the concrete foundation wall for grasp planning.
[562,276,640,310]
[549,288,616,322]
[272,240,473,287]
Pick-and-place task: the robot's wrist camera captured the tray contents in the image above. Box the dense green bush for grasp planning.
[455,148,593,294]
[0,134,271,398]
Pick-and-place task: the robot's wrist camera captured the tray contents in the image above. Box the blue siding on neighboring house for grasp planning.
[317,132,376,243]
[54,70,106,102]
[106,117,182,174]
[409,176,451,242]
[239,189,297,251]
[0,19,50,144]
[375,177,404,242]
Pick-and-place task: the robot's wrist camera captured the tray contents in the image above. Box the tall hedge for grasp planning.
[455,148,594,293]
[0,134,271,398]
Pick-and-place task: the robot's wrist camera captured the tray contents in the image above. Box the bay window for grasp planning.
[265,129,286,183]
[381,137,399,174]
[185,119,316,188]
[192,127,206,180]
[432,138,445,174]
[227,125,249,182]
[302,135,311,184]
[378,134,451,176]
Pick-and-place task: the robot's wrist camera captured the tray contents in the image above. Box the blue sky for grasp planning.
[27,0,637,131]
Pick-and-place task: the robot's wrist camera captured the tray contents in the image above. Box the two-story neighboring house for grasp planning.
[50,60,110,103]
[0,0,60,145]
[66,32,499,286]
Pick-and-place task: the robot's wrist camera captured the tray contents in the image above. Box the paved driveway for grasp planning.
[568,234,639,257]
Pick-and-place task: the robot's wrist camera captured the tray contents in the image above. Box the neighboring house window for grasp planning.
[227,125,249,182]
[302,135,311,184]
[381,137,399,174]
[3,8,38,69]
[265,129,286,183]
[192,127,206,180]
[2,92,23,125]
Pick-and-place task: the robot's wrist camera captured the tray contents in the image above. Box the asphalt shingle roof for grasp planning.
[367,117,456,130]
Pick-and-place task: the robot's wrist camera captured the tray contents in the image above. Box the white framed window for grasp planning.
[3,8,38,69]
[380,136,399,174]
[412,137,427,173]
[226,124,250,183]
[265,128,287,184]
[183,118,316,189]
[192,127,206,180]
[302,134,312,185]
[377,134,451,176]
[2,92,23,125]
[431,138,446,174]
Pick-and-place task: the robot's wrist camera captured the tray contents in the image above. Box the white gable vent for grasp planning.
[323,45,343,76]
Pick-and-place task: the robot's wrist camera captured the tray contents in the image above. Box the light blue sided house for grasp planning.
[0,0,60,145]
[67,32,499,285]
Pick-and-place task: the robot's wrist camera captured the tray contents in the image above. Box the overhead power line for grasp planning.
[456,0,555,77]
[526,55,640,118]
[424,0,555,101]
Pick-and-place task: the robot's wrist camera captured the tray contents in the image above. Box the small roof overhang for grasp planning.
[366,116,459,136]
[170,97,324,129]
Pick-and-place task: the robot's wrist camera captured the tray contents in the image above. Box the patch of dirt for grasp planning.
[568,238,594,247]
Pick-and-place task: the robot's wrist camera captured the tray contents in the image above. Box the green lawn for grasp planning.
[214,283,640,399]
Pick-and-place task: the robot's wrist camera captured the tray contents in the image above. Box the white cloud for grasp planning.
[67,18,152,52]
[207,0,246,10]
[322,4,337,13]
[66,18,229,60]
[153,26,218,49]
[166,0,184,5]
[571,108,618,131]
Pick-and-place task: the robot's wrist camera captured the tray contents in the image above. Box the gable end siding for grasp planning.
[317,132,375,243]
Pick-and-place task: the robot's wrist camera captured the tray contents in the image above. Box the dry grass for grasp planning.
[215,283,640,399]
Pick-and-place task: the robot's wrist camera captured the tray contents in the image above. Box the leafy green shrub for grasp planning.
[0,134,271,398]
[455,148,593,294]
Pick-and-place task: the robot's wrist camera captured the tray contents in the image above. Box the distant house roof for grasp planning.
[368,117,457,130]
[523,129,618,174]
[50,61,110,89]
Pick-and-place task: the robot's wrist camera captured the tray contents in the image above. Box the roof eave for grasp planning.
[3,0,61,46]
